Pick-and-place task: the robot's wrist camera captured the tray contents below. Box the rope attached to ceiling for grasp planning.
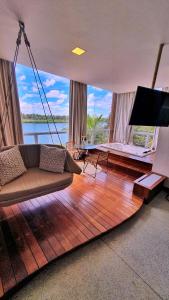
[0,21,63,147]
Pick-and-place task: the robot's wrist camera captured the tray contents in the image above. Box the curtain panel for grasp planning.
[0,58,23,147]
[69,80,87,145]
[109,91,135,144]
[109,93,117,142]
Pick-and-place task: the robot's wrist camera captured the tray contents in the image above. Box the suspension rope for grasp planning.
[25,43,55,144]
[0,21,63,147]
[28,47,63,146]
[21,23,63,146]
[22,29,63,146]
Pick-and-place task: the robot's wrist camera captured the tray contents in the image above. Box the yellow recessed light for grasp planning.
[72,47,86,56]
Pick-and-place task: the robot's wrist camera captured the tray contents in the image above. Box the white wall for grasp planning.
[153,127,169,186]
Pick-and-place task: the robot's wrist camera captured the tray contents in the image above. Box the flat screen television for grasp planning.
[129,86,169,126]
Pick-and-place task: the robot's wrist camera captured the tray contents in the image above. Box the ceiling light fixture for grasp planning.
[72,47,86,56]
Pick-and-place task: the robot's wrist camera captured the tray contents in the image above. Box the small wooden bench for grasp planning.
[133,172,166,204]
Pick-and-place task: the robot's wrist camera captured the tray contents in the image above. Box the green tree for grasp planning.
[87,114,103,129]
[87,114,103,143]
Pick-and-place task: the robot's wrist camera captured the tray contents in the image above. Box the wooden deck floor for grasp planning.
[0,168,143,299]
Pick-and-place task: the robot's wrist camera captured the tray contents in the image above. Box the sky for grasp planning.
[15,64,112,117]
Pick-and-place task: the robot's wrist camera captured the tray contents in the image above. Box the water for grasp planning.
[22,122,69,145]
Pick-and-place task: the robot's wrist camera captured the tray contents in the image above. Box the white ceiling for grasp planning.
[1,0,169,92]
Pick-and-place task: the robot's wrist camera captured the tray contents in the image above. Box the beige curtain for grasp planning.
[111,91,135,144]
[69,80,87,145]
[109,93,117,142]
[0,58,23,146]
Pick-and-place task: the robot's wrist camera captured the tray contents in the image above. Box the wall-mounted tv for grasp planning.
[129,86,169,126]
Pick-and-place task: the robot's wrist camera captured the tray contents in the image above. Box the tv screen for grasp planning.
[129,86,169,126]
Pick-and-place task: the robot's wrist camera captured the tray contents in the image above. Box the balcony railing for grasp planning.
[87,128,110,144]
[24,129,154,148]
[23,128,110,145]
[24,130,68,144]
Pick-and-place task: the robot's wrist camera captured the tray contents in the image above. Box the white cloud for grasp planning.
[19,75,26,81]
[39,70,69,85]
[87,93,96,107]
[87,91,112,116]
[32,86,38,92]
[32,82,42,92]
[20,93,36,101]
[54,75,69,84]
[43,78,56,87]
[32,83,37,92]
[15,65,20,74]
[57,99,65,104]
[20,99,68,115]
[91,86,103,92]
[103,92,112,105]
[22,86,27,91]
[46,89,67,100]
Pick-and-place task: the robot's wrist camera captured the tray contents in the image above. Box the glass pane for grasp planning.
[133,134,146,147]
[132,125,155,148]
[87,85,112,144]
[15,64,69,145]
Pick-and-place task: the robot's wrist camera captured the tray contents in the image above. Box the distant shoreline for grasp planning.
[22,119,68,123]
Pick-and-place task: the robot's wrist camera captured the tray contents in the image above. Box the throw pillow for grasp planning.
[39,145,66,173]
[0,146,27,186]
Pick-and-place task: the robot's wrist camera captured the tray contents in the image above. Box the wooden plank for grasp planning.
[20,201,56,262]
[74,177,136,208]
[69,190,121,226]
[12,205,47,268]
[30,198,67,256]
[0,218,28,283]
[36,196,74,252]
[60,190,113,229]
[3,206,38,276]
[57,191,107,233]
[55,200,94,239]
[36,196,80,251]
[45,197,89,244]
[49,194,97,239]
[68,184,133,219]
[0,167,143,298]
[0,278,3,298]
[53,193,101,236]
[0,225,16,294]
[42,196,86,248]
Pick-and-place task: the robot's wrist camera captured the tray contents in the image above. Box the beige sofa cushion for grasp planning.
[39,145,66,173]
[0,146,27,186]
[0,168,73,206]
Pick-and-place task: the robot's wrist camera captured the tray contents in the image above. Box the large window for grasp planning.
[87,85,112,144]
[15,64,69,145]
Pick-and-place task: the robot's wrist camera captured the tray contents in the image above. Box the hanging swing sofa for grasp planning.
[0,144,81,207]
[0,22,82,207]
